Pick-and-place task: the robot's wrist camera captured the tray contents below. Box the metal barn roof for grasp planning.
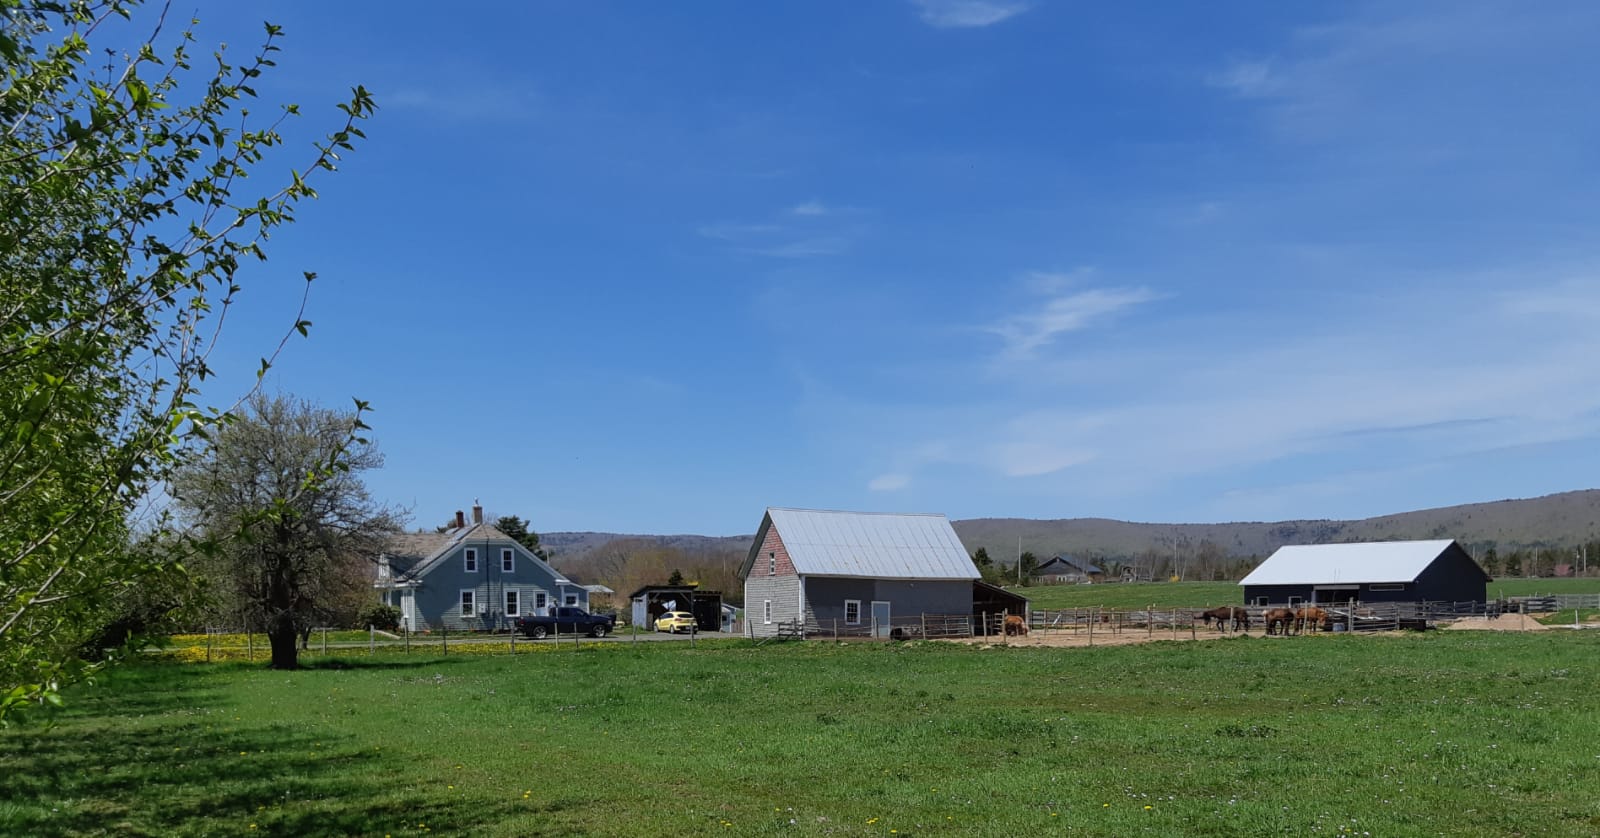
[761,508,980,580]
[1239,539,1459,586]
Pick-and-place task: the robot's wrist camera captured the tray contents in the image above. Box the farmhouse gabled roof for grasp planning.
[1038,555,1103,575]
[1238,539,1486,586]
[740,508,980,581]
[383,523,576,586]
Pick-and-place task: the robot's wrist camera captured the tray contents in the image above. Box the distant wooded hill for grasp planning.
[951,489,1600,562]
[543,490,1600,588]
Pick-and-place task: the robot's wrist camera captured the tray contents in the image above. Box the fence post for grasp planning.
[921,613,928,640]
[206,629,212,664]
[510,627,516,655]
[1088,610,1094,646]
[1172,609,1178,640]
[1148,604,1154,639]
[246,625,253,662]
[833,618,839,643]
[404,625,409,654]
[322,627,329,654]
[442,623,448,655]
[1190,612,1196,640]
[369,625,375,655]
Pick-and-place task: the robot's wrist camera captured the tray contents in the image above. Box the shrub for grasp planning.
[357,605,401,632]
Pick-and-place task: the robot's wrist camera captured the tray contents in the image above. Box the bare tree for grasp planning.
[173,394,400,668]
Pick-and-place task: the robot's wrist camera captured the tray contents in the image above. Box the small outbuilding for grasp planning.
[1239,539,1490,606]
[628,584,725,632]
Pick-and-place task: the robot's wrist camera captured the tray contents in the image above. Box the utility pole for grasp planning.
[1017,535,1023,586]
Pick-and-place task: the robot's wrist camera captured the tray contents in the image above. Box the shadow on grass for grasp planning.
[0,661,512,837]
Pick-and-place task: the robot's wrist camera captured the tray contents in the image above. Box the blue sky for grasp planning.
[173,1,1600,535]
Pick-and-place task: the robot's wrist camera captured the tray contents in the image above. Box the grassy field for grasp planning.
[1018,576,1600,610]
[4,632,1599,836]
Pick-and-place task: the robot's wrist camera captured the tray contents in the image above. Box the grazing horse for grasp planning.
[1200,606,1250,632]
[1293,606,1331,635]
[1263,608,1296,636]
[1003,614,1029,636]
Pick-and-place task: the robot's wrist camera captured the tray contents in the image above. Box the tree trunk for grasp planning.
[267,613,300,669]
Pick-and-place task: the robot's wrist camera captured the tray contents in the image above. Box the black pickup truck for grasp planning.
[515,607,615,639]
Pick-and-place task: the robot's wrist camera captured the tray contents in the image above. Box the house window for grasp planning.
[501,548,514,573]
[1287,596,1303,607]
[464,548,478,573]
[505,590,520,617]
[460,590,475,617]
[1369,583,1404,592]
[769,551,776,575]
[844,599,861,625]
[534,592,548,610]
[1252,597,1268,606]
[763,600,772,624]
[564,593,579,606]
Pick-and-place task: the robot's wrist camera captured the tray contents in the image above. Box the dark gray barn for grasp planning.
[1239,539,1490,606]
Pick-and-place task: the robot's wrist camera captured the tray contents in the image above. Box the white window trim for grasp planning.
[763,600,772,624]
[463,548,479,573]
[533,591,548,610]
[505,589,520,617]
[768,551,776,575]
[844,599,861,626]
[564,593,579,607]
[501,548,514,573]
[1287,595,1303,607]
[460,589,476,617]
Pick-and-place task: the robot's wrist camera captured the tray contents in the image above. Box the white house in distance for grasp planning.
[737,507,981,638]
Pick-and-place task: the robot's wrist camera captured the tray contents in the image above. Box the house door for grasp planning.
[401,591,416,631]
[870,601,892,638]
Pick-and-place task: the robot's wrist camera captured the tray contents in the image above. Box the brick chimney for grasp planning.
[472,502,483,525]
[454,509,465,529]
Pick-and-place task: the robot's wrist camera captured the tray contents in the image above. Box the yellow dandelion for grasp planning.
[248,825,256,830]
[1144,805,1153,810]
[1103,803,1110,808]
[447,785,454,790]
[867,817,878,824]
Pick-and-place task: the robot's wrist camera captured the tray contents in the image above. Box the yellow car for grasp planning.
[654,610,697,633]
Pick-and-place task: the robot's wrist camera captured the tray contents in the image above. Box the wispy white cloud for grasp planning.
[989,284,1160,360]
[699,201,871,259]
[868,473,911,491]
[1206,60,1284,98]
[911,0,1031,29]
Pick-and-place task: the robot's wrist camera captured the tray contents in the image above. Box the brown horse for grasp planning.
[1263,608,1296,636]
[1200,606,1250,632]
[1003,614,1029,636]
[1293,606,1331,635]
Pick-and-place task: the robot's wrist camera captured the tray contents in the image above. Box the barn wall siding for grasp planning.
[802,578,974,628]
[1415,547,1489,603]
[744,574,802,638]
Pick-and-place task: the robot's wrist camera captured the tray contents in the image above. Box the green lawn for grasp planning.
[4,633,1599,836]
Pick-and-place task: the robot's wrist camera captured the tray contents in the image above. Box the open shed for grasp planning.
[628,584,725,632]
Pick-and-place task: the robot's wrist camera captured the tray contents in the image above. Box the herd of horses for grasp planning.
[1199,605,1334,635]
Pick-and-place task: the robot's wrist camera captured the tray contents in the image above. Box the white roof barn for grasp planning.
[1240,539,1490,604]
[1240,539,1458,586]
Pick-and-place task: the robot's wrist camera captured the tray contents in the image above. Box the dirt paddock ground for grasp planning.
[945,612,1565,648]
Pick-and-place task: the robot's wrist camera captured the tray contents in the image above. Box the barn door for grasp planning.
[871,601,891,638]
